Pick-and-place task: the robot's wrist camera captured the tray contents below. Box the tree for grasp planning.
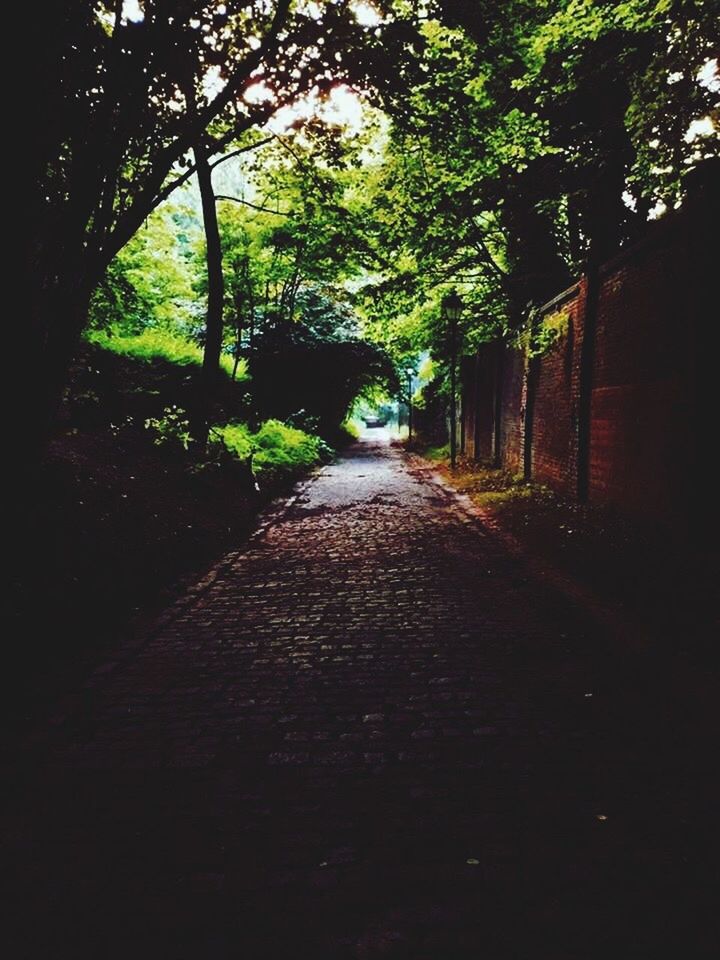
[24,0,398,463]
[206,120,399,433]
[88,199,199,336]
[355,0,719,355]
[191,133,225,448]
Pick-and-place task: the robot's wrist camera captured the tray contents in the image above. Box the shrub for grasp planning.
[253,419,331,478]
[341,419,362,440]
[211,421,254,461]
[211,419,332,486]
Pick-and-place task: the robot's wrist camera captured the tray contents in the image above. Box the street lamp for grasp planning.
[405,366,416,444]
[442,290,463,469]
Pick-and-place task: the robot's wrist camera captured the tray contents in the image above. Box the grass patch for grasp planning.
[443,462,535,509]
[418,449,537,509]
[423,443,450,462]
[88,328,248,381]
[466,485,534,507]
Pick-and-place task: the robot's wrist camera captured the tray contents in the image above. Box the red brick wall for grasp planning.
[499,345,525,475]
[458,198,709,526]
[588,222,692,515]
[529,289,584,494]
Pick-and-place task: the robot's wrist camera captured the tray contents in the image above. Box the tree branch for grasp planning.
[215,195,290,215]
[103,0,292,266]
[470,219,510,283]
[271,132,394,272]
[153,135,276,212]
[209,138,274,170]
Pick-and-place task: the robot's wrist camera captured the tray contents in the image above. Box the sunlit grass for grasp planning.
[88,328,249,381]
[421,449,535,508]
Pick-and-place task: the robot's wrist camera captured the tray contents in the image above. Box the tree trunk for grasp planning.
[22,255,92,444]
[12,268,93,551]
[192,140,225,451]
[232,302,244,382]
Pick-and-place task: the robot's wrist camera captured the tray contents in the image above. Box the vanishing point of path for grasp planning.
[6,435,712,958]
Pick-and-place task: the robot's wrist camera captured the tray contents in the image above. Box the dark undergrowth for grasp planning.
[9,428,255,716]
[415,449,718,655]
[7,346,339,723]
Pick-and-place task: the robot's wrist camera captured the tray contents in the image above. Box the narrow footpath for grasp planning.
[5,435,711,958]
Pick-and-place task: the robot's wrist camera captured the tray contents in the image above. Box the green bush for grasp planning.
[253,419,331,479]
[211,421,254,460]
[341,419,362,440]
[88,328,248,381]
[212,419,332,485]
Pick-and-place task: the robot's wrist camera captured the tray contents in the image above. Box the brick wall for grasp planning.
[588,223,692,515]
[498,344,525,475]
[529,286,583,494]
[457,193,712,527]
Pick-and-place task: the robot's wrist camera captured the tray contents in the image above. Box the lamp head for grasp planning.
[441,290,463,322]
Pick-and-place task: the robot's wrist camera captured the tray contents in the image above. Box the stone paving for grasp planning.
[5,435,713,958]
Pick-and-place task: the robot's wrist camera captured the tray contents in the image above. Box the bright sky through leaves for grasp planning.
[121,0,144,23]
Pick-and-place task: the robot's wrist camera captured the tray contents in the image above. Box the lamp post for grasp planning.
[442,291,463,469]
[405,367,415,443]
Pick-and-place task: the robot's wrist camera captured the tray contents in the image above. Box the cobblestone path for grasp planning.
[6,437,712,958]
